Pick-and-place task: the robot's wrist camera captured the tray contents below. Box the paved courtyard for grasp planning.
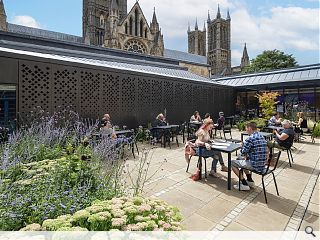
[129,130,319,231]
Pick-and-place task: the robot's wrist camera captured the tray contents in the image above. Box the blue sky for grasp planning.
[4,0,319,66]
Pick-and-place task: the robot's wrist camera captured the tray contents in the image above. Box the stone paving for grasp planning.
[129,130,319,231]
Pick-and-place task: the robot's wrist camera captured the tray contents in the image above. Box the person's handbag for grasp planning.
[190,168,200,181]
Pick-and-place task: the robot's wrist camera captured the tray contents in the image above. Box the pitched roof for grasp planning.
[7,23,208,67]
[0,41,216,84]
[212,64,320,89]
[8,23,82,43]
[164,49,208,66]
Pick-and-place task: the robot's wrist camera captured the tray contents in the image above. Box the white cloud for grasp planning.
[128,0,319,65]
[11,15,42,28]
[232,6,319,54]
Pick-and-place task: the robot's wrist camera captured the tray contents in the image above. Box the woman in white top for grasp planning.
[195,119,228,177]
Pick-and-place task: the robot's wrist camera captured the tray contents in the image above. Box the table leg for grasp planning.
[198,155,202,180]
[228,153,231,190]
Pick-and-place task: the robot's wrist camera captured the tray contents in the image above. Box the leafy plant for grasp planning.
[312,122,320,138]
[21,197,183,231]
[256,92,280,119]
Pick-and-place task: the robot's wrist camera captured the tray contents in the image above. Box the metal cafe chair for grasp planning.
[238,150,282,203]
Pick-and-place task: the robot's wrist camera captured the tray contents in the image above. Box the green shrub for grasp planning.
[21,197,183,231]
[312,122,320,138]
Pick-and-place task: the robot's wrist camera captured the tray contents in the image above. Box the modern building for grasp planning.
[213,64,320,121]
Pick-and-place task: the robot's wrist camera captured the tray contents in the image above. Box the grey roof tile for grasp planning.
[164,49,208,66]
[8,24,83,43]
[212,64,320,87]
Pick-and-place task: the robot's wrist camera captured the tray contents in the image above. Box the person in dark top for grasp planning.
[268,120,295,149]
[268,112,282,126]
[152,113,167,127]
[214,112,225,130]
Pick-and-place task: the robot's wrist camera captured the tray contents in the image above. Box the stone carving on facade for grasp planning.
[83,0,164,56]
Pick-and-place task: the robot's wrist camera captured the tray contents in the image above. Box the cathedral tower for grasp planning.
[83,0,127,45]
[0,0,7,31]
[207,6,231,76]
[188,19,206,56]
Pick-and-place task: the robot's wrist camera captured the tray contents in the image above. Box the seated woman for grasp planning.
[268,112,282,126]
[151,113,167,142]
[152,113,167,127]
[195,119,228,177]
[268,120,295,150]
[294,112,306,134]
[190,111,202,123]
[101,121,132,145]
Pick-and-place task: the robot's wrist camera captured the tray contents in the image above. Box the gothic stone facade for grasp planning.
[188,7,232,76]
[188,21,206,57]
[83,0,164,56]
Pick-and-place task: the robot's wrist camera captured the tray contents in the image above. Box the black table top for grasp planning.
[265,126,284,130]
[115,130,133,135]
[209,140,242,153]
[153,125,180,129]
[189,121,202,125]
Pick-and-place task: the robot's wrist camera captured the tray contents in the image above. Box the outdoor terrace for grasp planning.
[126,130,319,231]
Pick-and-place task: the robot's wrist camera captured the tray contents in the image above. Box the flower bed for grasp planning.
[21,197,183,231]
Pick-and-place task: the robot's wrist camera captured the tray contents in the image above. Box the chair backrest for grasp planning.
[265,151,281,173]
[300,119,308,129]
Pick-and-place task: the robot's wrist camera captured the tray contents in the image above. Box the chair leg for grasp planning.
[131,143,135,159]
[262,176,268,204]
[289,149,294,163]
[186,156,191,172]
[135,142,139,155]
[272,172,279,196]
[286,150,292,167]
[176,136,179,147]
[238,169,242,191]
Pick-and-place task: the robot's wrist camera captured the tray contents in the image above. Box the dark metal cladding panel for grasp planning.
[19,60,52,116]
[0,57,18,84]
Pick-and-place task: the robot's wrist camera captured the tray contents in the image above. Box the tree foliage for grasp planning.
[243,50,297,73]
[256,92,280,119]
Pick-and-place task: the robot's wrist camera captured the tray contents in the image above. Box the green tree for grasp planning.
[243,49,297,73]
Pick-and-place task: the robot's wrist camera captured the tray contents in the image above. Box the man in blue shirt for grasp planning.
[232,122,268,191]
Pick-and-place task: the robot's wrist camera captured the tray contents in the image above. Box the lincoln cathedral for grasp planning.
[0,0,249,76]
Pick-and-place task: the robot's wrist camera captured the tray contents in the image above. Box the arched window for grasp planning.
[129,17,133,35]
[134,9,139,36]
[140,19,143,37]
[145,28,148,38]
[125,22,128,34]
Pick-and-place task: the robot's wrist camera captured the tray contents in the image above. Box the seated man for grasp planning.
[232,122,268,191]
[268,112,281,126]
[268,120,294,150]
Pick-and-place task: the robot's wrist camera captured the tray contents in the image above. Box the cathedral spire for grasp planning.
[195,18,198,30]
[0,0,7,31]
[188,22,190,32]
[152,7,158,24]
[216,4,221,19]
[227,9,231,20]
[207,10,211,22]
[241,43,250,68]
